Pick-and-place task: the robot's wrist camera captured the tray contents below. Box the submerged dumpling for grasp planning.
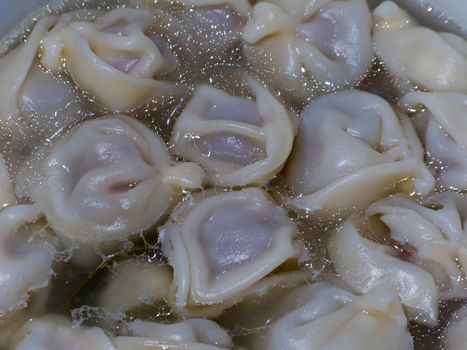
[12,315,117,350]
[12,315,232,350]
[160,188,302,316]
[387,0,467,37]
[0,16,96,140]
[373,1,467,94]
[242,0,373,102]
[401,91,467,190]
[0,204,55,323]
[0,289,49,350]
[267,283,413,350]
[284,90,434,216]
[444,305,467,350]
[41,8,184,112]
[0,17,57,129]
[367,193,467,300]
[116,318,233,349]
[171,0,251,17]
[128,0,248,75]
[29,115,204,245]
[170,78,296,186]
[328,218,439,326]
[0,155,16,208]
[97,258,172,315]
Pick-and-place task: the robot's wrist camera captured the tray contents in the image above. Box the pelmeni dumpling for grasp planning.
[386,0,467,37]
[129,0,249,73]
[284,90,434,216]
[41,8,183,112]
[97,258,172,315]
[242,0,373,102]
[160,188,302,316]
[29,115,204,245]
[0,154,16,208]
[367,193,467,299]
[267,283,413,350]
[12,315,232,350]
[0,289,49,350]
[328,218,439,325]
[401,91,467,190]
[12,315,117,350]
[118,319,232,349]
[373,1,467,94]
[0,15,97,140]
[170,78,296,186]
[0,204,55,323]
[0,15,102,172]
[444,305,467,350]
[171,0,251,17]
[0,17,57,129]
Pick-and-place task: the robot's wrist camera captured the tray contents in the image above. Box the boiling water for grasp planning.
[0,0,462,349]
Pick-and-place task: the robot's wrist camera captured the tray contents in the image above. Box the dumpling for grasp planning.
[284,90,434,216]
[149,0,249,68]
[0,204,55,323]
[0,15,101,173]
[266,283,413,350]
[159,188,302,316]
[0,154,16,208]
[386,0,467,37]
[367,193,467,300]
[12,315,117,350]
[28,115,204,245]
[401,91,467,190]
[117,318,232,349]
[0,290,48,350]
[12,315,233,350]
[170,0,251,17]
[373,1,467,94]
[242,0,373,102]
[214,270,316,349]
[0,15,97,137]
[328,218,439,326]
[170,78,296,186]
[40,8,184,112]
[0,17,57,129]
[444,305,467,350]
[97,258,172,315]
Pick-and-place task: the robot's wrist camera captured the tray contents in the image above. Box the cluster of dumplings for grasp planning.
[1,0,467,349]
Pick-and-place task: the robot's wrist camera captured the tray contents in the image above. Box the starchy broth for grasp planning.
[0,0,466,349]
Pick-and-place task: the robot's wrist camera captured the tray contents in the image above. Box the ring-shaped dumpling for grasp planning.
[0,204,55,323]
[267,283,413,350]
[367,193,467,300]
[147,0,249,69]
[284,90,434,216]
[0,16,57,129]
[401,91,467,190]
[328,218,439,326]
[242,0,373,102]
[0,15,101,158]
[30,115,204,245]
[41,8,183,112]
[170,78,296,186]
[386,0,467,37]
[160,188,302,316]
[373,1,467,94]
